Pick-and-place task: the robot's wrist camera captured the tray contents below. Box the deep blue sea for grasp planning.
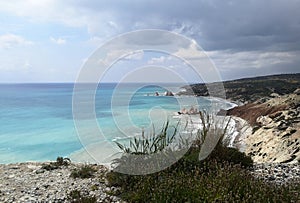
[0,83,231,164]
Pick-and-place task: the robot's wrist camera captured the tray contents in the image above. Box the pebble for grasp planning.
[250,163,300,185]
[0,162,126,202]
[1,162,298,202]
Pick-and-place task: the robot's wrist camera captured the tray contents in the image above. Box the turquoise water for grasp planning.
[0,83,231,163]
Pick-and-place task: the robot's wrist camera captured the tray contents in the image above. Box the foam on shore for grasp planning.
[72,116,251,167]
[70,97,249,165]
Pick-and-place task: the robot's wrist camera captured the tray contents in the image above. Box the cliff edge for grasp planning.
[182,73,300,163]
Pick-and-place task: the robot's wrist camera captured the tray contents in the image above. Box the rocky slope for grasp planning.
[0,162,124,203]
[181,73,300,164]
[227,91,300,163]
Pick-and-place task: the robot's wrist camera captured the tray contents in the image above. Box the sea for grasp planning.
[0,83,233,164]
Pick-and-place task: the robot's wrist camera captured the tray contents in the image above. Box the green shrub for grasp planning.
[56,156,71,166]
[67,190,96,203]
[208,143,253,168]
[70,165,97,179]
[41,163,58,171]
[114,121,179,155]
[106,154,299,202]
[106,113,299,202]
[41,156,71,171]
[112,121,183,175]
[90,185,98,191]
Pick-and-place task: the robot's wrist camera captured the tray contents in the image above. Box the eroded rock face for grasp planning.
[228,94,300,163]
[227,101,288,126]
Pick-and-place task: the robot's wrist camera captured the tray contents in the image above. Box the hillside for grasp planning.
[228,92,300,163]
[179,73,300,104]
[179,73,300,163]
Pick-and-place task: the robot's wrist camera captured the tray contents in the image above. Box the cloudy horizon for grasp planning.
[0,0,299,83]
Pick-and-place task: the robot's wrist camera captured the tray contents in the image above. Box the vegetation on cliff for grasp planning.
[179,73,300,103]
[106,115,299,202]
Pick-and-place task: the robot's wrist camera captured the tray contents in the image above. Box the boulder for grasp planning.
[164,91,174,96]
[257,116,273,126]
[293,88,300,95]
[270,93,280,98]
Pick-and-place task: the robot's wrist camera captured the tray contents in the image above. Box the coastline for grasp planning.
[201,96,251,151]
[68,95,241,166]
[1,95,299,201]
[226,91,300,164]
[0,94,246,166]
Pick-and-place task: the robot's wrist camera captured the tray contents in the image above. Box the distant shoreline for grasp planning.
[2,74,298,165]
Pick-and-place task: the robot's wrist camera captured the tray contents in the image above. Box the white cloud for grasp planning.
[0,54,31,72]
[50,37,66,45]
[0,34,33,49]
[147,55,184,67]
[86,36,105,46]
[123,50,144,60]
[0,0,299,52]
[0,1,299,82]
[0,1,85,27]
[23,60,32,71]
[96,49,131,68]
[208,50,298,70]
[204,50,300,80]
[147,56,167,64]
[173,40,207,60]
[0,1,119,38]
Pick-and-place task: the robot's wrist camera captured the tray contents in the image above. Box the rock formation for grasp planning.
[227,93,300,163]
[164,91,174,96]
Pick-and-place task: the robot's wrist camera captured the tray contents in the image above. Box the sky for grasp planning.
[0,0,299,83]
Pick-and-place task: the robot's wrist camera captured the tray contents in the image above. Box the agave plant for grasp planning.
[111,121,186,174]
[114,120,180,155]
[112,111,235,174]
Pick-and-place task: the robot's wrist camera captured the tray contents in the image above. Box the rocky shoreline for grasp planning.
[1,74,299,202]
[1,108,300,202]
[0,162,124,203]
[181,73,300,164]
[0,161,299,202]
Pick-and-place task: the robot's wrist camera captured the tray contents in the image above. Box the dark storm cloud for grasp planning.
[2,0,298,82]
[71,0,300,52]
[66,0,299,80]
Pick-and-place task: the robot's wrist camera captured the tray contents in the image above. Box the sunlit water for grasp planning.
[0,83,232,163]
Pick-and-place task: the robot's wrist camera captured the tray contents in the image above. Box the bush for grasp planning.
[41,156,71,171]
[112,121,182,175]
[106,114,299,202]
[56,156,71,166]
[114,121,178,155]
[41,163,59,171]
[208,143,253,168]
[70,165,97,179]
[67,190,96,203]
[106,148,299,202]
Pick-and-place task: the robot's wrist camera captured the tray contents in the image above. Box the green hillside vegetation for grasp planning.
[106,113,300,202]
[179,73,300,103]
